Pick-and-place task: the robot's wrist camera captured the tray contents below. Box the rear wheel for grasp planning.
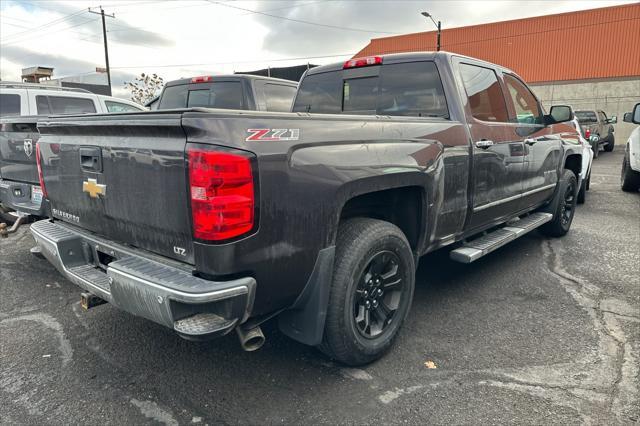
[540,169,578,237]
[604,134,615,152]
[621,149,640,192]
[319,218,415,366]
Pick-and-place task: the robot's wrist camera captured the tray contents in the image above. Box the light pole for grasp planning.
[421,12,441,51]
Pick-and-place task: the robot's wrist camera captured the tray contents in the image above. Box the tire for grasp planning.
[604,133,615,152]
[577,177,586,204]
[621,149,640,192]
[540,169,578,237]
[319,218,415,366]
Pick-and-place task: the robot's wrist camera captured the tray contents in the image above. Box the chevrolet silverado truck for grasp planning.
[31,52,582,365]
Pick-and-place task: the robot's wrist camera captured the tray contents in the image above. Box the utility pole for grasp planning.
[89,6,115,94]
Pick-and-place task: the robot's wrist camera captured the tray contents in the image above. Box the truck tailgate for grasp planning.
[38,113,195,264]
[0,116,40,184]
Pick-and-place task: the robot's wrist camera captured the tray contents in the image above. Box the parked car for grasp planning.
[31,52,582,365]
[0,83,145,227]
[156,74,298,112]
[0,82,144,230]
[575,109,617,156]
[568,116,594,203]
[621,102,640,192]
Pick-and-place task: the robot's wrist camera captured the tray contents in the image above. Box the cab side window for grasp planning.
[504,74,543,125]
[459,63,509,122]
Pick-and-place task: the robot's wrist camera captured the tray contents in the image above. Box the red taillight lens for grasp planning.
[35,142,48,198]
[191,76,213,83]
[585,129,591,138]
[343,56,383,69]
[188,147,255,241]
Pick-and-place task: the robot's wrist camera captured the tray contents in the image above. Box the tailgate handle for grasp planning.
[79,147,103,173]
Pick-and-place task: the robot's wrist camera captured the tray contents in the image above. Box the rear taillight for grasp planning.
[35,142,48,198]
[191,76,213,83]
[188,147,255,241]
[585,129,591,138]
[343,56,383,69]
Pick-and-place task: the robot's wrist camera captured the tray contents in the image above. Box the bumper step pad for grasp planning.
[450,213,552,263]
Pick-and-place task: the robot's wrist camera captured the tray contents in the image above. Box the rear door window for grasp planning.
[459,63,509,122]
[263,84,297,112]
[105,101,144,112]
[0,94,21,117]
[293,61,448,117]
[36,95,97,115]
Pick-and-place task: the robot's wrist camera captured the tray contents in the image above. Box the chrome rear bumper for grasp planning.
[31,219,255,338]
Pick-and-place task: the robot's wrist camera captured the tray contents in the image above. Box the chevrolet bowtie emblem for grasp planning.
[82,178,106,198]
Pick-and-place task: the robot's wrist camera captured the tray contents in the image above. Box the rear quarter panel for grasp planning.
[183,111,469,315]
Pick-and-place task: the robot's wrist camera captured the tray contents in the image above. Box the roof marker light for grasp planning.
[343,56,383,69]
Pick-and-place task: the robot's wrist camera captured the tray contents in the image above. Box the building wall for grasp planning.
[530,78,640,142]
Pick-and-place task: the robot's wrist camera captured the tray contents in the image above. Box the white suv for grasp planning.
[0,82,144,116]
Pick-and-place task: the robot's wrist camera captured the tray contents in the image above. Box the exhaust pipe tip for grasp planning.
[236,326,265,352]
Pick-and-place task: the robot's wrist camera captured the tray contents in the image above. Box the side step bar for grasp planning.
[450,213,553,263]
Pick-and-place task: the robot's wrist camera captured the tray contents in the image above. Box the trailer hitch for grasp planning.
[0,214,28,238]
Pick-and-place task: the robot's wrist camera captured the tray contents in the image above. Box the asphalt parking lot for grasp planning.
[1,146,638,425]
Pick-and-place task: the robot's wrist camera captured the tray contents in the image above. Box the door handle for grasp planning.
[524,138,538,145]
[475,139,494,149]
[79,147,103,173]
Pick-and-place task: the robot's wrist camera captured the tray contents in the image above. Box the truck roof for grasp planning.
[163,74,298,87]
[306,51,517,77]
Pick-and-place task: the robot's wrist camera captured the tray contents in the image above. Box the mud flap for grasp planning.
[278,246,335,346]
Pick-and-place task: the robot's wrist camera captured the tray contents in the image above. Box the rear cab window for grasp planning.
[263,83,297,112]
[575,111,597,123]
[293,60,449,118]
[0,93,21,117]
[36,95,97,115]
[159,81,244,110]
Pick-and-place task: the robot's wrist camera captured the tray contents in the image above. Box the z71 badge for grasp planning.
[246,128,300,142]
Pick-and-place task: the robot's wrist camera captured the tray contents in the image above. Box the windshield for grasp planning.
[293,61,449,118]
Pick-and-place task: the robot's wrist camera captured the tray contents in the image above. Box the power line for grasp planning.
[110,53,356,70]
[204,0,397,35]
[0,17,101,46]
[0,8,87,43]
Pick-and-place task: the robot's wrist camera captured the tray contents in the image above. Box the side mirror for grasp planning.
[634,103,640,124]
[608,115,617,124]
[623,112,632,123]
[547,105,572,124]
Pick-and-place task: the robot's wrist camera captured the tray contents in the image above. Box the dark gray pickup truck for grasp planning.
[31,52,582,365]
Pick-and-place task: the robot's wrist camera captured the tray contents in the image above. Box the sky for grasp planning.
[0,0,635,99]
